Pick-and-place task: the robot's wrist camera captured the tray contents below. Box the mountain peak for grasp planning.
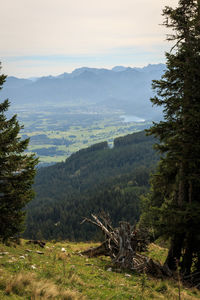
[112,66,128,72]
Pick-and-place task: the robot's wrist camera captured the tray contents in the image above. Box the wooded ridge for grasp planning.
[23,130,159,241]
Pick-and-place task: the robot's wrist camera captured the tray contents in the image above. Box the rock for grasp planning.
[36,251,44,255]
[11,257,17,261]
[31,265,37,269]
[125,273,131,277]
[19,256,25,259]
[107,267,112,272]
[61,247,66,252]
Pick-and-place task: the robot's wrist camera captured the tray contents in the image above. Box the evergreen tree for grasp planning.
[0,64,38,241]
[144,0,200,276]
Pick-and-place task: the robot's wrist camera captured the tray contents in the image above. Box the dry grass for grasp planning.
[32,280,85,300]
[5,272,34,296]
[69,273,85,287]
[4,272,85,299]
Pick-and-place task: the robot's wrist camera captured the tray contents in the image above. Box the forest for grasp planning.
[23,130,159,241]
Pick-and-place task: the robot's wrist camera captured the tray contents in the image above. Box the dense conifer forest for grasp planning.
[24,131,159,241]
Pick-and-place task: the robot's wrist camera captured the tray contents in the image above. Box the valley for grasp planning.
[10,104,151,165]
[3,64,165,165]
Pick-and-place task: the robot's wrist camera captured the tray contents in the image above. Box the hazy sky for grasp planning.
[1,0,178,77]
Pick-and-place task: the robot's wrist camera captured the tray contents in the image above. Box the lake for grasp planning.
[120,115,145,123]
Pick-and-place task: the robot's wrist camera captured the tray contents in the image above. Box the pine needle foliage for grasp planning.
[143,0,200,277]
[0,63,38,241]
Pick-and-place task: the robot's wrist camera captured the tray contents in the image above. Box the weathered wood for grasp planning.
[26,240,46,248]
[81,214,172,278]
[81,241,109,257]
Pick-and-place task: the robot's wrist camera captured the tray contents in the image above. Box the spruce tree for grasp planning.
[144,0,200,276]
[0,64,38,241]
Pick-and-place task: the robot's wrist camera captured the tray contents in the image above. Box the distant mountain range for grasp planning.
[2,64,165,120]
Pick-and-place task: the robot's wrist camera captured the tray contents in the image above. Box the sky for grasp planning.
[0,0,178,78]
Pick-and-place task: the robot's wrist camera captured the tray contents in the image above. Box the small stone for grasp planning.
[36,251,44,255]
[11,257,17,261]
[61,247,66,252]
[19,256,25,259]
[107,267,112,272]
[31,265,36,269]
[125,273,131,277]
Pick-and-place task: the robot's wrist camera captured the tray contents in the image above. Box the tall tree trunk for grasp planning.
[181,236,193,275]
[178,163,186,206]
[194,252,200,274]
[164,233,184,271]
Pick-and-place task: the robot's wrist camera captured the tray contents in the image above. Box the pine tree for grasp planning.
[144,0,200,276]
[0,64,38,241]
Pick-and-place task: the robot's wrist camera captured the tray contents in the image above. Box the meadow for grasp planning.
[0,240,200,299]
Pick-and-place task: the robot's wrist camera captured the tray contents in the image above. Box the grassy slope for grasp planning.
[0,241,200,299]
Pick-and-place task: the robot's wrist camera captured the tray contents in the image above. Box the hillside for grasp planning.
[0,240,199,299]
[24,131,159,241]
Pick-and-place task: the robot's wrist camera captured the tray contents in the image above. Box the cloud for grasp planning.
[0,0,178,76]
[1,0,178,56]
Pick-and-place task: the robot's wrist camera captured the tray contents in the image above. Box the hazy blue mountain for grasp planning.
[112,66,129,72]
[2,64,165,120]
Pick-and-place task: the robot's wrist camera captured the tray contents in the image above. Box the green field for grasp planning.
[11,104,151,165]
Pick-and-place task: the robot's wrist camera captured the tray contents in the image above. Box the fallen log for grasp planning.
[81,214,172,278]
[81,241,109,257]
[26,240,46,248]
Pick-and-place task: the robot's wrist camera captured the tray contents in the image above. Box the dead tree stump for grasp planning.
[81,214,172,277]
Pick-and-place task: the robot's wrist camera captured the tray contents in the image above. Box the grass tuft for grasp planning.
[5,272,34,296]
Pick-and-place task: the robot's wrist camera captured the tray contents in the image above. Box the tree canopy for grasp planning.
[23,131,158,241]
[142,0,200,277]
[0,64,38,241]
